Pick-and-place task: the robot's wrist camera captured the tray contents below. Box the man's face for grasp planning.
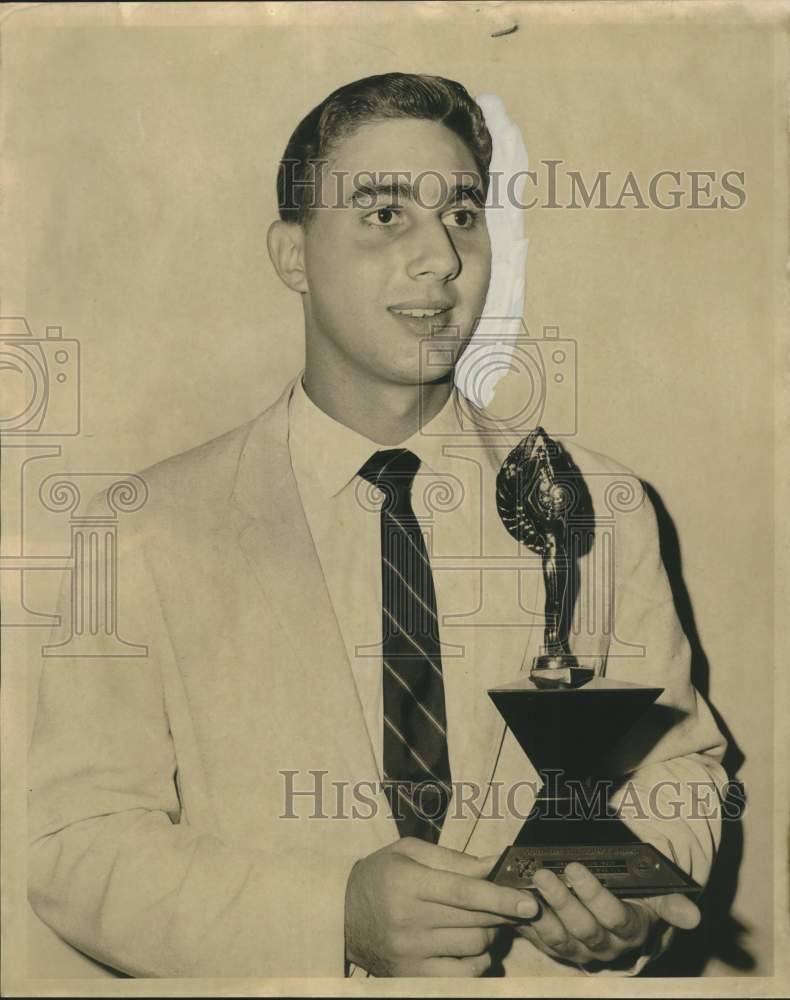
[300,118,491,386]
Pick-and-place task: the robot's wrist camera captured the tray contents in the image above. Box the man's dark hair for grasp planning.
[277,72,492,225]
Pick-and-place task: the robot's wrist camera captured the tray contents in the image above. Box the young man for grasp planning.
[28,73,727,979]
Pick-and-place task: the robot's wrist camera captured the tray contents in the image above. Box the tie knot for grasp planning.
[358,448,421,498]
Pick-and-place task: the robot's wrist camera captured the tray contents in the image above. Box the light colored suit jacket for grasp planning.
[28,377,727,978]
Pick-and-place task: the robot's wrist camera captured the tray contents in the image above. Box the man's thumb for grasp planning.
[651,893,701,930]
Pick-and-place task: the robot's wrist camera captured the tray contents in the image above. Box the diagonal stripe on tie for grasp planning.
[382,555,438,624]
[382,608,444,677]
[382,508,434,568]
[383,716,453,796]
[383,659,447,736]
[382,770,445,837]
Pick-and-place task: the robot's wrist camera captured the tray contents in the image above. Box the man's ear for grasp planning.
[267,220,308,294]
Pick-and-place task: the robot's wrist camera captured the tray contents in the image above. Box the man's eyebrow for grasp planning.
[448,182,485,207]
[348,179,486,208]
[350,182,414,207]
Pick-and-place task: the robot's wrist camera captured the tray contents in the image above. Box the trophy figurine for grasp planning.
[497,428,595,689]
[487,428,700,898]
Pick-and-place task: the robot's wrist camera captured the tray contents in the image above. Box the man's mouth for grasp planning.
[388,303,453,320]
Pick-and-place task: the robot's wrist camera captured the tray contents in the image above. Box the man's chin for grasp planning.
[373,357,457,389]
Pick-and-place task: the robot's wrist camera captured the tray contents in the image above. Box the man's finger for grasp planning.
[423,901,523,928]
[425,927,496,958]
[417,953,493,977]
[518,901,576,956]
[564,863,643,940]
[531,868,610,951]
[424,866,539,919]
[647,893,701,930]
[394,838,499,879]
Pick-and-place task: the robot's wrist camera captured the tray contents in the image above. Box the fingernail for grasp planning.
[517,895,538,918]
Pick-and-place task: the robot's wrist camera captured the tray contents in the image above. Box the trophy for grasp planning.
[487,428,700,898]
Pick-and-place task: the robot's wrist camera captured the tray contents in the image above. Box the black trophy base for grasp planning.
[488,817,701,898]
[485,675,701,898]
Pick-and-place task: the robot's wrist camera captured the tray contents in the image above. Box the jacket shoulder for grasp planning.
[86,421,256,546]
[560,436,641,480]
[558,438,658,552]
[137,421,254,514]
[90,379,295,545]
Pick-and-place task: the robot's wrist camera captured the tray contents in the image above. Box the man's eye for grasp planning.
[364,207,401,227]
[443,209,478,230]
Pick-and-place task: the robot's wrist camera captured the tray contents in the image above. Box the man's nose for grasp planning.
[405,219,461,283]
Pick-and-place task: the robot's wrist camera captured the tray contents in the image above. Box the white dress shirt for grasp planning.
[288,373,487,782]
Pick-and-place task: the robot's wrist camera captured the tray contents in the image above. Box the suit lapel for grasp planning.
[230,380,395,844]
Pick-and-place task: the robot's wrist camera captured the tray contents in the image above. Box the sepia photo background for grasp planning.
[2,1,787,994]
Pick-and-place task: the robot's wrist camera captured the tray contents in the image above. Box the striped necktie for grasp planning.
[359,448,452,842]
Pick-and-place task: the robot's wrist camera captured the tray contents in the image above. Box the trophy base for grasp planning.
[489,842,701,898]
[488,818,701,898]
[485,675,698,898]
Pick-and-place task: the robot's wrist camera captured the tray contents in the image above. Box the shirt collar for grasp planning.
[288,373,462,499]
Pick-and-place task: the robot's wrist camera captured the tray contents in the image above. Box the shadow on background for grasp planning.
[641,482,754,977]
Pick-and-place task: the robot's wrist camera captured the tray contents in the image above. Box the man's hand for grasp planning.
[515,862,701,967]
[344,838,539,977]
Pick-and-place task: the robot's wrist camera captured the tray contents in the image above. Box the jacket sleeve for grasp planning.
[586,474,728,974]
[603,479,728,879]
[28,529,356,979]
